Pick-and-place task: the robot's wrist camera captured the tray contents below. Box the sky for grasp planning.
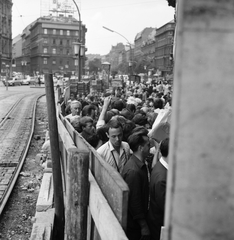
[12,0,175,56]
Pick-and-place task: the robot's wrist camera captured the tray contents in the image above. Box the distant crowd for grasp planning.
[58,80,172,240]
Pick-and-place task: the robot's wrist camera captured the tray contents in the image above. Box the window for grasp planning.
[60,48,63,54]
[44,29,47,34]
[43,48,48,53]
[74,59,78,66]
[75,31,78,36]
[43,58,47,64]
[67,30,70,36]
[67,39,70,45]
[60,59,63,65]
[52,48,56,54]
[43,38,48,44]
[53,39,56,44]
[52,60,56,65]
[66,49,70,55]
[60,40,63,45]
[60,30,63,35]
[53,29,56,35]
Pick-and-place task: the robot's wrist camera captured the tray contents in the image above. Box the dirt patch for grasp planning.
[0,96,48,240]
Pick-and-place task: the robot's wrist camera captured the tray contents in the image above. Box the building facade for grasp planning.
[154,20,175,76]
[134,27,154,58]
[0,0,12,77]
[29,15,86,76]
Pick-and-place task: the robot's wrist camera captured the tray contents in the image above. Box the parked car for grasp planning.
[21,76,30,85]
[2,77,22,86]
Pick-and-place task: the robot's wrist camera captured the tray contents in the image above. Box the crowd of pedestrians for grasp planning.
[58,79,172,240]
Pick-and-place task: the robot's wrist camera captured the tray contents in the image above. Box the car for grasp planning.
[3,77,22,86]
[21,78,30,85]
[21,76,31,85]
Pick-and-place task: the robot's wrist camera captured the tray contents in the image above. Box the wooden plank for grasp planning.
[60,114,129,229]
[34,208,55,225]
[92,151,129,230]
[57,116,76,151]
[30,224,52,240]
[58,136,67,200]
[89,171,128,240]
[36,173,54,212]
[65,150,89,240]
[74,132,129,229]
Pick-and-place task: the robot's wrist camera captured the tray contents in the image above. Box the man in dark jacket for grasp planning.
[147,138,169,240]
[122,127,151,240]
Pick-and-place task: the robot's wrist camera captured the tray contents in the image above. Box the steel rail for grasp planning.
[0,93,45,215]
[0,96,24,126]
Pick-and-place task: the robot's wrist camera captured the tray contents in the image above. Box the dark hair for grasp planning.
[120,108,134,120]
[107,118,123,131]
[154,98,164,109]
[104,111,116,123]
[79,116,93,128]
[96,126,109,144]
[86,134,99,148]
[126,104,136,113]
[160,138,169,157]
[128,127,149,152]
[111,100,125,111]
[82,104,96,117]
[123,120,136,142]
[81,100,89,109]
[132,113,148,126]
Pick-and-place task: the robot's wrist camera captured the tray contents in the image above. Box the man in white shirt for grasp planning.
[97,118,130,174]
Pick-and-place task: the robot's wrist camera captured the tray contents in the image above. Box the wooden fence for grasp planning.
[58,113,129,240]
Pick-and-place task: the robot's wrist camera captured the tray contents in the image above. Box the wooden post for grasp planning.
[65,150,89,240]
[164,1,234,240]
[45,73,65,240]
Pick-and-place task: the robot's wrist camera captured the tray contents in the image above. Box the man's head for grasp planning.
[70,100,82,116]
[82,104,96,119]
[70,115,81,132]
[106,119,123,149]
[111,100,125,111]
[79,116,95,136]
[128,127,150,158]
[70,93,75,101]
[159,138,169,158]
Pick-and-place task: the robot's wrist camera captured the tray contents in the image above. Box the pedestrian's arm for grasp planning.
[96,96,111,128]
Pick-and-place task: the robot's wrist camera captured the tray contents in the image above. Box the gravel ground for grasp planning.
[0,96,48,240]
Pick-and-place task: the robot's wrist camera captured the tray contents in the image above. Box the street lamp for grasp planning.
[71,0,83,82]
[103,26,133,76]
[73,42,85,81]
[73,41,81,81]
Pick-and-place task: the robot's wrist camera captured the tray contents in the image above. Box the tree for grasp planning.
[88,58,102,74]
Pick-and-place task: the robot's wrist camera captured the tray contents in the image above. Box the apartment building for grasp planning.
[0,0,12,77]
[154,20,175,76]
[29,15,86,76]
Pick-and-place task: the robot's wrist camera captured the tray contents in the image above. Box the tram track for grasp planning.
[0,93,45,215]
[0,97,24,126]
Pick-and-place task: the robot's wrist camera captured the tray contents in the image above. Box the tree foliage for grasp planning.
[88,58,102,74]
